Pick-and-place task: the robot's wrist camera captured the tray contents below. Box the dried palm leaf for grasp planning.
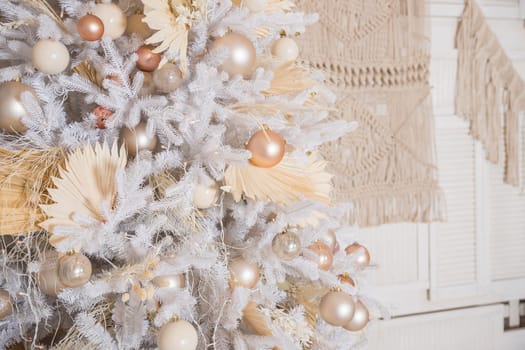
[0,147,64,236]
[224,154,332,205]
[39,143,127,246]
[72,61,102,88]
[263,63,316,96]
[243,301,273,336]
[20,0,69,33]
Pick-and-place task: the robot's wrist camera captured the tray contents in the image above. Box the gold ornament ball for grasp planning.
[272,37,299,62]
[244,0,268,12]
[57,252,92,288]
[338,273,356,287]
[77,14,105,41]
[306,241,334,270]
[193,182,219,209]
[0,289,13,319]
[345,243,371,268]
[0,81,37,133]
[272,231,301,261]
[126,14,154,38]
[119,121,158,156]
[92,3,127,40]
[344,300,369,332]
[136,45,162,72]
[212,33,256,77]
[319,229,338,252]
[229,259,260,289]
[153,63,184,93]
[247,129,286,168]
[152,274,186,289]
[37,251,66,297]
[319,291,355,327]
[158,320,198,350]
[32,39,70,74]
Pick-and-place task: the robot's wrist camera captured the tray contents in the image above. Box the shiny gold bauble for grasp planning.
[57,252,92,288]
[229,259,260,289]
[319,229,338,252]
[343,300,369,332]
[92,3,127,40]
[319,291,355,327]
[32,39,70,74]
[0,289,13,319]
[345,243,371,268]
[77,14,105,41]
[158,320,198,350]
[246,129,286,168]
[37,251,66,297]
[338,273,356,287]
[272,231,301,261]
[119,121,159,156]
[153,63,184,93]
[126,14,154,38]
[0,81,37,133]
[152,274,186,289]
[306,241,333,270]
[136,45,161,72]
[212,33,256,77]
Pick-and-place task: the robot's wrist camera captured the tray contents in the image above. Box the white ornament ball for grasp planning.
[272,37,299,62]
[93,3,127,40]
[244,0,268,12]
[193,182,219,209]
[32,40,70,74]
[158,320,198,350]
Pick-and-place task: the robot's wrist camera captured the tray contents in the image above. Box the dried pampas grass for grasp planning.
[224,154,332,205]
[263,63,316,96]
[0,147,64,236]
[39,143,127,246]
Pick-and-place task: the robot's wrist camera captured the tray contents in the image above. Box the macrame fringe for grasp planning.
[456,0,525,187]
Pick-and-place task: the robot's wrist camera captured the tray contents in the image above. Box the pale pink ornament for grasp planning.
[272,37,299,62]
[158,320,198,350]
[319,291,355,327]
[92,3,127,39]
[32,40,70,74]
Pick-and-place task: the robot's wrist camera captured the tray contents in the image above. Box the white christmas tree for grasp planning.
[0,0,376,349]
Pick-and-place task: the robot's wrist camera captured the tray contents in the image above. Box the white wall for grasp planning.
[359,1,525,348]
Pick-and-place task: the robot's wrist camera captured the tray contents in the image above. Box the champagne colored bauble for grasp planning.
[345,243,371,268]
[57,252,92,288]
[0,289,13,319]
[306,241,333,270]
[247,129,286,168]
[92,3,127,40]
[244,0,268,12]
[338,273,356,287]
[158,320,198,350]
[193,182,219,209]
[77,14,105,41]
[153,63,184,93]
[32,40,70,74]
[136,45,162,72]
[344,300,369,332]
[229,259,260,289]
[0,81,36,133]
[152,274,186,289]
[92,105,113,129]
[37,251,66,297]
[126,14,154,38]
[319,229,337,252]
[212,33,256,77]
[119,121,158,156]
[271,37,299,62]
[319,291,355,327]
[272,231,301,261]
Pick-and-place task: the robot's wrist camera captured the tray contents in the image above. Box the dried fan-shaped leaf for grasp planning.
[39,143,127,246]
[263,63,316,96]
[0,147,64,236]
[243,301,273,336]
[224,154,332,205]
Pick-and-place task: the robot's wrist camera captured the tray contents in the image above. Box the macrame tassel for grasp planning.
[456,0,525,187]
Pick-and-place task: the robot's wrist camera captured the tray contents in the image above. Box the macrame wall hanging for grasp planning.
[296,0,444,227]
[456,0,525,187]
